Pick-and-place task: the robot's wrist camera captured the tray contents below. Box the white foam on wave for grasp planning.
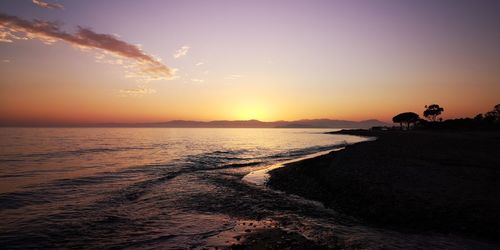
[242,148,345,186]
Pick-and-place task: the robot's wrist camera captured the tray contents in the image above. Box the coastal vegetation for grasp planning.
[423,104,444,122]
[391,104,500,130]
[392,112,419,130]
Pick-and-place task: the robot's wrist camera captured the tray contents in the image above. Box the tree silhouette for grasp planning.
[393,112,420,130]
[484,104,500,123]
[424,104,444,122]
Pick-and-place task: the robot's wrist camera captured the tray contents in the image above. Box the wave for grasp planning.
[0,140,353,212]
[262,142,349,160]
[0,146,153,162]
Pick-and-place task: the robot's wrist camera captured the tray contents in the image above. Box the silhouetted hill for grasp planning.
[276,123,314,128]
[145,119,388,128]
[0,119,389,128]
[288,119,388,128]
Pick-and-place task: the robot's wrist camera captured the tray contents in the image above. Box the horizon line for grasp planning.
[0,118,387,128]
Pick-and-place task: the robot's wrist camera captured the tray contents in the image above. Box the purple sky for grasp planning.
[1,0,499,123]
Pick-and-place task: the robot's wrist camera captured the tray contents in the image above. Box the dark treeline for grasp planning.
[390,104,500,130]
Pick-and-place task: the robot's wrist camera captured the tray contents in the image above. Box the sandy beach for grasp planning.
[268,129,500,245]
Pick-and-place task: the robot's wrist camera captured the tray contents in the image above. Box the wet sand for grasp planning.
[268,129,500,246]
[204,219,328,249]
[242,148,348,186]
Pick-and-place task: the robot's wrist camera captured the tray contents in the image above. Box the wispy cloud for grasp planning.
[195,62,204,66]
[173,45,189,59]
[0,13,175,82]
[119,87,156,97]
[191,78,204,83]
[0,29,25,42]
[224,74,242,80]
[2,59,10,63]
[32,0,64,10]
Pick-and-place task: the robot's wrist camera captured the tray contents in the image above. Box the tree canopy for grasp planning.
[393,112,420,130]
[423,104,444,122]
[484,104,500,123]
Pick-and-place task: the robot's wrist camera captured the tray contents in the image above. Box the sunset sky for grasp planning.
[1,0,499,124]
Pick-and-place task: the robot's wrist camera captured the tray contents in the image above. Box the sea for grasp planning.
[0,128,486,249]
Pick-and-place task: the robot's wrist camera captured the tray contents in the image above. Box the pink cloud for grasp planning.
[0,13,175,81]
[32,0,64,10]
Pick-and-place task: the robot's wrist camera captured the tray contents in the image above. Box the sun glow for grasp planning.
[0,1,499,125]
[233,102,270,121]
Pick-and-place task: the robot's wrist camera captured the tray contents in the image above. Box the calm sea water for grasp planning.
[0,128,487,249]
[0,128,364,248]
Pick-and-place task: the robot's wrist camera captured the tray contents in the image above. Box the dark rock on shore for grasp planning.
[268,129,500,243]
[229,228,330,250]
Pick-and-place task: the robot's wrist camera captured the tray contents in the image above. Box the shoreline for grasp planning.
[267,129,500,244]
[242,147,345,186]
[242,134,376,186]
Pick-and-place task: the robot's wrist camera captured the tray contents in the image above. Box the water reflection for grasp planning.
[1,128,483,249]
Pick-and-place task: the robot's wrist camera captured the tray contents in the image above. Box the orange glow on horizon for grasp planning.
[1,1,499,125]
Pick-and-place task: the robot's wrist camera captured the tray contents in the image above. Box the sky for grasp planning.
[0,0,499,124]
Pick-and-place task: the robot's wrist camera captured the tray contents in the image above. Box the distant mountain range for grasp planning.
[1,119,389,128]
[82,119,388,128]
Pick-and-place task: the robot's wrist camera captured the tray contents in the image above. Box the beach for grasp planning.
[268,129,500,245]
